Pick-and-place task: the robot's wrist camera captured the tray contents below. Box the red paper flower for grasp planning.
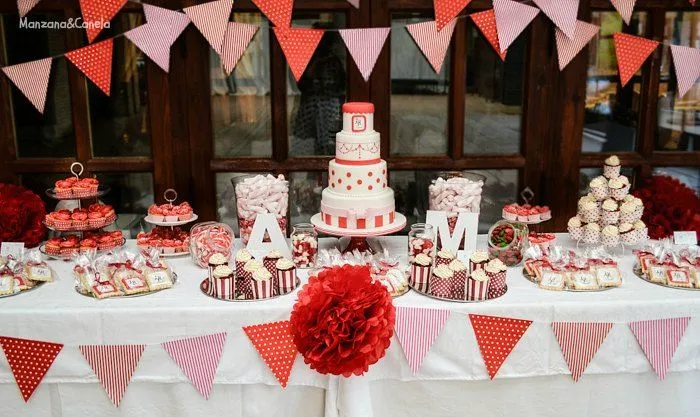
[0,183,46,247]
[632,175,700,240]
[290,265,395,377]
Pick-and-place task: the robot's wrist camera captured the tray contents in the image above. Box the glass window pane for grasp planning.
[579,167,635,195]
[464,21,525,154]
[656,12,700,152]
[2,13,75,158]
[652,167,700,192]
[391,14,449,156]
[288,13,347,157]
[584,12,646,153]
[289,171,326,227]
[88,13,151,157]
[390,169,518,233]
[212,13,272,157]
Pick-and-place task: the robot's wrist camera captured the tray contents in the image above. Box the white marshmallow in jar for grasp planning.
[232,174,289,244]
[428,171,484,215]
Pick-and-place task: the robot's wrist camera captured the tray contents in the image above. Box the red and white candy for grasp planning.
[292,233,318,268]
[428,177,483,213]
[190,223,234,268]
[408,237,434,262]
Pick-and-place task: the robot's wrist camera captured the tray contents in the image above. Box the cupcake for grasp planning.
[582,223,601,244]
[516,207,529,222]
[208,252,228,269]
[527,208,540,222]
[590,176,609,201]
[619,201,636,223]
[45,238,62,256]
[633,220,648,242]
[80,238,97,253]
[275,258,297,295]
[163,206,179,222]
[603,155,621,179]
[72,182,90,198]
[88,212,104,228]
[601,199,619,225]
[148,205,165,222]
[567,216,584,241]
[619,222,636,245]
[608,177,626,200]
[429,265,454,298]
[448,259,468,300]
[502,204,518,221]
[239,259,262,299]
[539,206,552,221]
[435,249,456,267]
[578,195,596,212]
[466,269,490,301]
[251,268,273,299]
[212,265,235,299]
[53,211,72,230]
[54,180,72,198]
[601,225,620,247]
[410,253,432,293]
[632,197,645,219]
[71,211,88,230]
[619,175,631,195]
[470,249,490,272]
[234,249,252,272]
[263,249,284,275]
[580,200,600,223]
[485,258,508,299]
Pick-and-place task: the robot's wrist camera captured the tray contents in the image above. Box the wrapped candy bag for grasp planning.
[112,252,149,295]
[143,249,174,291]
[0,257,16,295]
[73,252,100,295]
[24,248,54,282]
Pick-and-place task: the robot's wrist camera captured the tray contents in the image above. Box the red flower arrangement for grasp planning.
[0,183,47,248]
[632,175,700,240]
[290,265,395,377]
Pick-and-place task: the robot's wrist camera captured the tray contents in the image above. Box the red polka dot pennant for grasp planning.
[273,27,325,82]
[78,0,127,43]
[79,344,145,407]
[243,320,298,388]
[65,39,113,96]
[468,314,532,379]
[613,32,659,88]
[0,336,63,402]
[470,9,507,61]
[251,0,294,28]
[433,0,472,32]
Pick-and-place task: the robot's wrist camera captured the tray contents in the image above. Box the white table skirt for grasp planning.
[1,235,699,417]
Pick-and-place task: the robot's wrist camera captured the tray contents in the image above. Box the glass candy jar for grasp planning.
[232,174,289,244]
[189,222,235,268]
[408,223,436,263]
[487,220,528,266]
[291,223,318,268]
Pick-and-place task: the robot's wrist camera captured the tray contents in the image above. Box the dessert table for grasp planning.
[1,235,699,417]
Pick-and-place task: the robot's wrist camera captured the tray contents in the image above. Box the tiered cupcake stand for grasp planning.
[143,189,198,258]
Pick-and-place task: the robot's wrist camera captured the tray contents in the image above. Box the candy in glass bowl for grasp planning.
[487,220,528,266]
[189,222,234,268]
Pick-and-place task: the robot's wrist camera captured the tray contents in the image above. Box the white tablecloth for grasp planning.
[1,235,699,417]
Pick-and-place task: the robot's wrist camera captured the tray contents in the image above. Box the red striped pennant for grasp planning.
[532,0,579,39]
[124,23,173,72]
[142,4,191,46]
[79,344,145,407]
[610,0,637,25]
[243,320,298,388]
[469,314,532,379]
[78,0,126,43]
[433,0,472,32]
[346,0,359,8]
[252,0,294,28]
[629,317,690,380]
[670,45,700,98]
[0,336,63,402]
[65,39,113,95]
[493,0,540,51]
[394,307,450,374]
[17,0,41,17]
[273,27,325,81]
[1,57,52,113]
[613,32,659,87]
[406,19,456,74]
[222,22,259,75]
[555,20,600,70]
[183,0,232,55]
[339,27,390,82]
[552,322,613,382]
[470,9,507,61]
[162,333,227,399]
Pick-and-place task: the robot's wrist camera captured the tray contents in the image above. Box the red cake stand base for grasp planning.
[310,213,407,254]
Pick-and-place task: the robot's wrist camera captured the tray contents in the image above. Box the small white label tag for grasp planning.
[674,231,697,246]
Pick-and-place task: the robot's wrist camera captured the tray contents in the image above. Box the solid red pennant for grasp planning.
[252,0,294,28]
[552,322,613,382]
[433,0,472,32]
[162,333,227,399]
[1,57,53,113]
[0,336,63,402]
[65,39,113,95]
[470,9,507,61]
[243,320,298,388]
[273,27,324,82]
[469,314,532,379]
[79,344,145,407]
[613,32,659,87]
[78,0,126,43]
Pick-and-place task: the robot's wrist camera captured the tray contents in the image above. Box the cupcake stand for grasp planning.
[40,163,124,260]
[143,189,198,257]
[310,212,407,254]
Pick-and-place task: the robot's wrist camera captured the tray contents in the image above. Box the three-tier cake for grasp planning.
[311,102,405,235]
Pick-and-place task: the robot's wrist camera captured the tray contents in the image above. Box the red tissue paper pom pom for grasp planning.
[632,175,699,240]
[290,265,395,377]
[0,183,47,248]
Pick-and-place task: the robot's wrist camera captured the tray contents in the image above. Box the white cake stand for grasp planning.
[310,213,407,253]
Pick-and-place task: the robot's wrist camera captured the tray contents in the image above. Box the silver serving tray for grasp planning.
[199,277,300,302]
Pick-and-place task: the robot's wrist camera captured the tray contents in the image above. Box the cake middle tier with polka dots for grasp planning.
[319,102,397,230]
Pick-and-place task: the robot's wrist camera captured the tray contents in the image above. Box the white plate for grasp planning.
[144,214,198,227]
[310,213,407,237]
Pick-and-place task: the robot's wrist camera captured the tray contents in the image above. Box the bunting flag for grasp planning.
[670,45,700,98]
[273,27,325,82]
[183,0,232,55]
[339,27,390,82]
[0,337,63,402]
[124,23,173,72]
[493,0,540,51]
[1,58,52,113]
[610,0,637,25]
[346,0,360,8]
[532,0,578,39]
[394,307,450,374]
[434,0,472,32]
[161,333,227,399]
[222,22,260,75]
[79,344,145,407]
[142,4,191,46]
[78,0,126,43]
[243,320,298,388]
[17,0,41,17]
[469,314,532,379]
[64,39,113,95]
[629,317,690,380]
[555,20,600,70]
[406,19,456,74]
[551,322,613,382]
[470,9,507,61]
[252,0,294,28]
[613,32,659,87]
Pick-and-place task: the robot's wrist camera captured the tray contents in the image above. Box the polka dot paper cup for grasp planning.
[619,211,636,224]
[610,187,627,201]
[602,233,620,247]
[591,185,608,201]
[582,229,600,244]
[603,164,620,179]
[580,207,600,223]
[620,231,637,245]
[568,225,583,241]
[601,210,619,225]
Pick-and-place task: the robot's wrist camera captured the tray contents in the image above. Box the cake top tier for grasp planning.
[342,102,375,134]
